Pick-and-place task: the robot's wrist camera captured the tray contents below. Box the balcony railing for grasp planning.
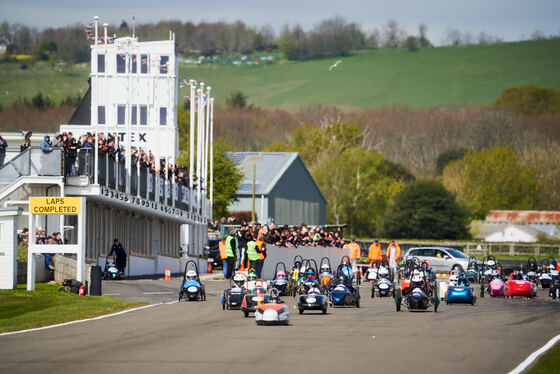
[0,147,208,218]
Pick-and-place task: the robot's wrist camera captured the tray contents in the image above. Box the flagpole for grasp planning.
[189,80,196,212]
[209,97,214,217]
[204,86,211,218]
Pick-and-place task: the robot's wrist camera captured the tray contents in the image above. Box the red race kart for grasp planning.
[504,279,537,298]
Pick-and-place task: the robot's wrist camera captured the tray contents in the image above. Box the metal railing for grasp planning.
[66,148,204,214]
[0,146,208,217]
[0,147,63,191]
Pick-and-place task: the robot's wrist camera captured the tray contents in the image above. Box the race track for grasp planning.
[1,278,559,374]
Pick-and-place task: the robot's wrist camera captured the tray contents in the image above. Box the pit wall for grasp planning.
[97,254,207,277]
[260,245,349,279]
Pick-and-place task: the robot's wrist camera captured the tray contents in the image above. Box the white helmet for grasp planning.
[186,270,197,281]
[486,260,496,267]
[321,264,330,272]
[233,273,245,287]
[411,269,423,283]
[378,267,389,277]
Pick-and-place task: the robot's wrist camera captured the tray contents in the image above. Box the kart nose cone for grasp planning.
[263,309,279,321]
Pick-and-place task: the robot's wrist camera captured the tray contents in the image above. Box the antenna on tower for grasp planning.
[132,13,135,38]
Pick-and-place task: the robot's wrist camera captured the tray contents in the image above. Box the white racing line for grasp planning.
[508,333,560,374]
[0,300,178,337]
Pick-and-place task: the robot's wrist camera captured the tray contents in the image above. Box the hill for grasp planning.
[1,39,559,110]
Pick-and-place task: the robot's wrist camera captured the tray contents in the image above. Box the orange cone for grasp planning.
[164,267,172,280]
[207,262,213,273]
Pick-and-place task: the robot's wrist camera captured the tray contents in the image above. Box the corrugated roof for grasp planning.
[228,152,299,195]
[486,210,560,224]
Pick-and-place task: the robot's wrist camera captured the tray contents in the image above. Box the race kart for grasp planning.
[466,256,480,283]
[549,266,560,299]
[295,259,319,296]
[526,257,540,284]
[538,258,555,289]
[330,265,360,308]
[480,262,504,297]
[297,279,328,314]
[221,273,247,310]
[103,258,125,280]
[178,260,206,302]
[318,257,335,292]
[255,289,289,325]
[395,266,439,312]
[371,261,394,298]
[504,269,537,298]
[270,262,290,296]
[241,279,268,317]
[445,272,476,305]
[289,256,303,296]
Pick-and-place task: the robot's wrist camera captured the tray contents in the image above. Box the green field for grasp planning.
[0,283,145,333]
[1,39,560,110]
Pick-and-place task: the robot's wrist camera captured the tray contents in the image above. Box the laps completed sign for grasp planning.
[29,197,82,215]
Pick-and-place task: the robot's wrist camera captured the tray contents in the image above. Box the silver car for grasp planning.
[404,247,475,273]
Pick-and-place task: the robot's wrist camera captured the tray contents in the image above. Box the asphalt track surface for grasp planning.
[2,277,560,374]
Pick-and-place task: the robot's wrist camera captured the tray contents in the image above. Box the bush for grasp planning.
[494,85,560,117]
[380,179,470,239]
[435,148,468,175]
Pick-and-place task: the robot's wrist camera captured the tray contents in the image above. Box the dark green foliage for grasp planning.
[494,85,560,117]
[37,40,57,60]
[381,179,470,239]
[31,91,53,110]
[383,160,416,183]
[436,148,468,175]
[404,36,420,51]
[226,91,248,109]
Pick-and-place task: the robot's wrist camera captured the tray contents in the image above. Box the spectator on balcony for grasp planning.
[65,138,78,176]
[20,138,31,153]
[40,135,53,153]
[0,135,7,167]
[54,134,64,148]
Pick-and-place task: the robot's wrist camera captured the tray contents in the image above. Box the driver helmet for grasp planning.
[421,262,429,272]
[255,280,264,289]
[486,259,496,267]
[321,264,330,273]
[550,264,556,271]
[247,271,257,282]
[449,273,458,285]
[305,268,316,279]
[276,270,286,279]
[300,265,306,274]
[233,273,245,287]
[186,270,197,281]
[338,275,347,285]
[378,267,389,277]
[411,269,423,283]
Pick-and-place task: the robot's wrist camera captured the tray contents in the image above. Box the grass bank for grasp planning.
[528,341,560,374]
[0,283,146,333]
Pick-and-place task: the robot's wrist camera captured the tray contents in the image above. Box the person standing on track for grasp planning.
[345,239,361,278]
[247,234,258,273]
[218,235,228,277]
[109,238,127,274]
[254,234,267,278]
[386,240,401,271]
[224,230,238,279]
[236,224,248,270]
[368,239,382,266]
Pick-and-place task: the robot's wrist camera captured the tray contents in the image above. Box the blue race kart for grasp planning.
[445,272,476,305]
[178,260,206,301]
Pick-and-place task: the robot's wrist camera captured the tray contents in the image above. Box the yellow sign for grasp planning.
[29,197,82,215]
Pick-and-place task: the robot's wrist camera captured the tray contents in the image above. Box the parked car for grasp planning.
[404,247,481,273]
[203,239,222,269]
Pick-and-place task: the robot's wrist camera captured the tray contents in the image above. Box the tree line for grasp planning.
[2,17,533,63]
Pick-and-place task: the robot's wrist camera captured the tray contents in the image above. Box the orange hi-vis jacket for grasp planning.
[386,242,401,261]
[219,240,227,260]
[346,241,361,260]
[256,240,265,260]
[368,242,382,262]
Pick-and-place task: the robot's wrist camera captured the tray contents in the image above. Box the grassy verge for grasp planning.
[528,341,560,374]
[0,283,146,333]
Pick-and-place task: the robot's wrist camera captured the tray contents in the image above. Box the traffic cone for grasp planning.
[164,267,172,280]
[207,261,213,273]
[79,285,85,296]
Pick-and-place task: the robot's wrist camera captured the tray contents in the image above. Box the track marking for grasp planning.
[103,293,121,296]
[143,291,173,295]
[0,301,177,337]
[508,333,560,374]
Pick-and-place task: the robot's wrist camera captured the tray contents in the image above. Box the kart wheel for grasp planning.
[395,289,402,312]
[371,288,375,299]
[243,311,249,318]
[178,292,182,302]
[299,309,304,315]
[480,284,485,298]
[203,291,206,301]
[322,309,327,314]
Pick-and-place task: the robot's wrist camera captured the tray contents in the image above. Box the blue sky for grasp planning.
[1,0,559,44]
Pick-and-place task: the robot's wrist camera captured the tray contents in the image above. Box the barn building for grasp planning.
[228,152,326,226]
